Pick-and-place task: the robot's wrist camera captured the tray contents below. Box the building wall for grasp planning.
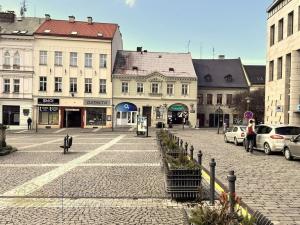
[266,0,300,125]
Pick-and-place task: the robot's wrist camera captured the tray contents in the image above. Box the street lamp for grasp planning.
[245,97,251,111]
[216,105,222,134]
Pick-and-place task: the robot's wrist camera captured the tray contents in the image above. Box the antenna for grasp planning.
[212,47,215,59]
[187,40,191,53]
[20,0,27,17]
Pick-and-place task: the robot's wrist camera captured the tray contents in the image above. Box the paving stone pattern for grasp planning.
[175,129,300,225]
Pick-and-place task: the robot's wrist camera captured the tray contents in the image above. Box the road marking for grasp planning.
[0,164,61,167]
[105,150,157,153]
[92,127,102,132]
[14,130,28,134]
[53,128,66,134]
[0,163,160,168]
[1,135,125,197]
[18,138,65,150]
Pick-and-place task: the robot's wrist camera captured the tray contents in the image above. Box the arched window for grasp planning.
[4,51,10,67]
[13,51,20,69]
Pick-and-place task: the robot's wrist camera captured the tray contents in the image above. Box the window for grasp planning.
[4,79,10,93]
[70,78,77,93]
[4,51,10,67]
[286,53,291,78]
[39,51,47,65]
[198,94,204,105]
[207,94,213,105]
[204,74,212,82]
[278,18,284,41]
[167,84,174,95]
[156,107,162,119]
[122,82,128,93]
[13,52,20,69]
[54,51,62,66]
[54,77,62,92]
[39,76,47,91]
[2,105,20,125]
[217,94,223,104]
[100,79,106,93]
[85,78,92,93]
[226,94,233,105]
[13,79,20,93]
[70,52,77,66]
[39,106,59,125]
[288,11,294,36]
[85,53,92,68]
[277,57,283,79]
[269,61,274,81]
[100,54,107,68]
[270,24,275,46]
[181,84,188,95]
[224,74,233,82]
[137,82,144,93]
[86,108,106,126]
[151,83,159,94]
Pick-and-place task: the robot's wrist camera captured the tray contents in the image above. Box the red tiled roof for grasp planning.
[35,19,118,40]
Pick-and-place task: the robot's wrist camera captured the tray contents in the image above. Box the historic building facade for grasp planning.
[112,49,198,127]
[33,15,123,128]
[266,0,300,125]
[0,12,44,129]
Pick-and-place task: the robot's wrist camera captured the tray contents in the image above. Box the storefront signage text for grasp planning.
[38,98,60,105]
[84,99,111,106]
[39,106,59,112]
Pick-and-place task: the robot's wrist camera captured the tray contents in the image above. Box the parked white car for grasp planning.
[224,126,247,145]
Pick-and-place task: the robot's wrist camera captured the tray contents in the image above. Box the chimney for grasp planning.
[218,55,225,60]
[87,16,93,24]
[45,14,51,21]
[137,47,142,52]
[0,11,16,23]
[69,15,75,23]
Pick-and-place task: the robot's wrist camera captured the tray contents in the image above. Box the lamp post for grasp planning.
[111,104,115,132]
[245,97,251,111]
[217,105,221,134]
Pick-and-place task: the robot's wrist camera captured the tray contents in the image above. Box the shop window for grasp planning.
[86,108,106,126]
[39,106,59,125]
[2,105,20,125]
[156,107,162,119]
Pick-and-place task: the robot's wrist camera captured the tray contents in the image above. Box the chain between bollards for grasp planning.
[210,158,216,205]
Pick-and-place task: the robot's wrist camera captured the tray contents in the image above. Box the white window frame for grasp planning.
[39,51,47,65]
[70,52,78,66]
[99,79,107,94]
[39,76,47,91]
[151,83,159,94]
[85,78,92,93]
[54,51,63,66]
[54,77,62,92]
[4,79,10,93]
[167,83,174,95]
[70,78,77,93]
[181,83,189,96]
[13,79,20,93]
[100,54,107,68]
[13,52,20,68]
[137,82,144,93]
[122,82,129,93]
[85,53,92,68]
[4,51,10,66]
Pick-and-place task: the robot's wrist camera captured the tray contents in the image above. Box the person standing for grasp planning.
[27,117,32,130]
[246,119,255,153]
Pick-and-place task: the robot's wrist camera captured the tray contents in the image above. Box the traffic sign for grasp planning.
[244,111,253,119]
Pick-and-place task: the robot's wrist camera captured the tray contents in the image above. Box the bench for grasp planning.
[60,135,73,154]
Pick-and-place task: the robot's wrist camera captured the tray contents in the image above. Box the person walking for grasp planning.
[27,117,32,130]
[246,119,255,153]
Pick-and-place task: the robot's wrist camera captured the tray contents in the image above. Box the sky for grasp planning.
[1,0,270,65]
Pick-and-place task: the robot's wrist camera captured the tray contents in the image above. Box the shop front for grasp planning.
[168,103,189,125]
[115,102,138,126]
[37,98,60,128]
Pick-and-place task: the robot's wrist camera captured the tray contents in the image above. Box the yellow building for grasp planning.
[33,15,123,128]
[112,49,197,128]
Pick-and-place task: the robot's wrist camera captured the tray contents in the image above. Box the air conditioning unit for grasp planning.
[275,105,283,112]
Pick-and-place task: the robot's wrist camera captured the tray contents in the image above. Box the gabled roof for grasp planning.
[0,17,44,36]
[244,65,266,85]
[35,19,118,40]
[113,50,197,78]
[193,59,248,88]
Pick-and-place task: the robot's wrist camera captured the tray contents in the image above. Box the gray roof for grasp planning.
[244,65,266,85]
[267,0,283,13]
[193,59,249,88]
[113,50,197,78]
[0,17,44,36]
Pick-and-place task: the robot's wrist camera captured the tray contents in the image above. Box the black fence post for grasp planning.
[197,150,202,166]
[227,170,236,215]
[180,139,183,148]
[190,145,194,159]
[184,142,188,155]
[210,158,216,205]
[177,137,180,145]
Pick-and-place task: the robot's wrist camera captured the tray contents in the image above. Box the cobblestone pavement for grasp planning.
[0,129,188,224]
[174,128,300,225]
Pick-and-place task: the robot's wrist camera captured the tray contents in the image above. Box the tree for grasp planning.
[231,89,265,124]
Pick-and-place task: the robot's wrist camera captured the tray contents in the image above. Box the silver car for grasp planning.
[245,125,300,154]
[283,135,300,160]
[224,126,247,145]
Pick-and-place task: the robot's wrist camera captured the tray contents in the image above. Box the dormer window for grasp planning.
[204,74,212,82]
[169,67,175,72]
[44,29,51,33]
[224,74,233,82]
[132,66,138,70]
[71,31,78,35]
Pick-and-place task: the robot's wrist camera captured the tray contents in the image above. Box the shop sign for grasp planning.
[38,98,59,105]
[116,102,137,112]
[169,104,188,112]
[84,99,111,106]
[137,116,147,132]
[39,106,59,112]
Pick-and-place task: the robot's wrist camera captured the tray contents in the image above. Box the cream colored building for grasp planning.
[33,15,122,128]
[0,12,44,129]
[112,50,197,127]
[266,0,300,125]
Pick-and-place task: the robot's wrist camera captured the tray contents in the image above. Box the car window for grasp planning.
[256,126,263,134]
[233,127,238,132]
[240,126,246,131]
[260,126,272,134]
[275,127,300,135]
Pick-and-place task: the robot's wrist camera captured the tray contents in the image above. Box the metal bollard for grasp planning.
[184,142,188,155]
[180,139,183,147]
[197,150,203,166]
[210,158,216,205]
[190,145,194,159]
[177,137,180,145]
[227,170,237,214]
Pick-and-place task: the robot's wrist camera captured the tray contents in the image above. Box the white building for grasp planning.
[0,12,44,129]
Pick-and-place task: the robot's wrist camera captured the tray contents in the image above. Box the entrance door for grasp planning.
[142,106,152,127]
[197,113,205,127]
[64,109,81,128]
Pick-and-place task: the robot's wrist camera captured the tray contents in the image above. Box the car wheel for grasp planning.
[264,143,272,155]
[284,147,293,160]
[234,137,239,146]
[224,135,229,143]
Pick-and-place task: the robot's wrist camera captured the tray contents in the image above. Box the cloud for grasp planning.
[124,0,136,7]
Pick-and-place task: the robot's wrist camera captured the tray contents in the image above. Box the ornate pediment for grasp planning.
[147,72,165,82]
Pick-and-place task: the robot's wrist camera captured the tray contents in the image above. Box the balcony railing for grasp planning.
[0,64,33,72]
